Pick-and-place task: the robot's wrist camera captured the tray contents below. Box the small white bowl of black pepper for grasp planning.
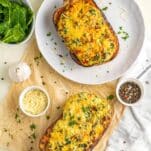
[116,78,144,106]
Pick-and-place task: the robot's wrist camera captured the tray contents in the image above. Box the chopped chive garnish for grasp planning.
[102,7,108,11]
[47,32,51,36]
[107,94,114,100]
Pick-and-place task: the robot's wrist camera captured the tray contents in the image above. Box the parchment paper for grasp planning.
[0,39,125,151]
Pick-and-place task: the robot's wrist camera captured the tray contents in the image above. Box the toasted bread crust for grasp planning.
[39,118,59,151]
[53,0,119,67]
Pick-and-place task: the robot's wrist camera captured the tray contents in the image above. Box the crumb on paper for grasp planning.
[57,106,61,110]
[42,81,46,85]
[1,77,4,80]
[46,115,50,120]
[34,53,43,66]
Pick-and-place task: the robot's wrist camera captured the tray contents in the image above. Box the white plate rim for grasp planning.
[35,0,145,85]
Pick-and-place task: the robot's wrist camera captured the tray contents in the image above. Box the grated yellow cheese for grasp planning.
[48,92,112,150]
[57,0,118,66]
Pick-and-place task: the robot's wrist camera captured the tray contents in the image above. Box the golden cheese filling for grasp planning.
[57,0,118,66]
[48,92,112,151]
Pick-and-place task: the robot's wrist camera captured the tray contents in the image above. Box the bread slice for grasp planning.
[39,92,113,151]
[53,0,119,67]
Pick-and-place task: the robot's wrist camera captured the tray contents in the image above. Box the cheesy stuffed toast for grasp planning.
[53,0,119,67]
[39,92,113,151]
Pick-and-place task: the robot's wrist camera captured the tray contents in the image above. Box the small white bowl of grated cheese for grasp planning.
[19,86,50,117]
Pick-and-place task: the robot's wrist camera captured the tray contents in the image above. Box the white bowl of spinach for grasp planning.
[0,0,34,44]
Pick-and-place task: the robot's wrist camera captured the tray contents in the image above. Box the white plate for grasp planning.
[35,0,145,85]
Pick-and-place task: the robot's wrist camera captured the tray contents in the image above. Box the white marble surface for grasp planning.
[106,39,151,151]
[0,0,151,151]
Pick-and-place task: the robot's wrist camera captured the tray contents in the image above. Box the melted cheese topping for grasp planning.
[57,0,118,66]
[48,92,112,151]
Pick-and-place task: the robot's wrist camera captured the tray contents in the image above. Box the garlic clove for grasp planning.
[8,62,31,82]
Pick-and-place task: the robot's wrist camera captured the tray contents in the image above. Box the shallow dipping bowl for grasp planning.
[116,78,144,106]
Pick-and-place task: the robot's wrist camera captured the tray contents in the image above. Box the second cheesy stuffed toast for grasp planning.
[53,0,119,67]
[39,92,113,151]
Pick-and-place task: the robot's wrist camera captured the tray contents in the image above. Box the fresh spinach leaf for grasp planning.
[2,23,25,43]
[0,0,33,43]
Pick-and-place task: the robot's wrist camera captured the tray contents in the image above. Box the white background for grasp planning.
[0,0,151,151]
